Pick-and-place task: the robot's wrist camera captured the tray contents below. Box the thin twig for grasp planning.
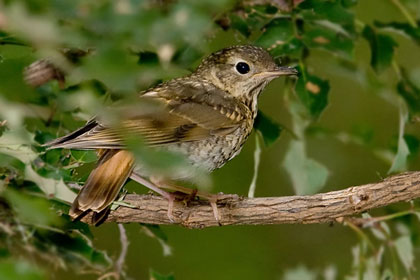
[390,0,418,28]
[97,272,119,280]
[346,208,419,228]
[115,224,129,278]
[248,133,262,198]
[98,224,130,280]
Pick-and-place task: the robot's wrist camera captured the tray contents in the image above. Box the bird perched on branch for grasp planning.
[44,45,297,224]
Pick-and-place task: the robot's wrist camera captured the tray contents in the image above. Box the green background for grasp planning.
[1,0,420,279]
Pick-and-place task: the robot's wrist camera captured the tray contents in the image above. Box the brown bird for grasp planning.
[44,45,297,224]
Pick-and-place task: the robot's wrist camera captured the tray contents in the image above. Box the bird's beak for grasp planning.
[261,66,298,77]
[275,66,298,76]
[255,66,298,78]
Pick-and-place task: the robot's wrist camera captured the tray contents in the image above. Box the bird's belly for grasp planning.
[170,127,250,172]
[132,125,252,180]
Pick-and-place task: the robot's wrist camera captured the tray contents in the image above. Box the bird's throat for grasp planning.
[242,81,267,119]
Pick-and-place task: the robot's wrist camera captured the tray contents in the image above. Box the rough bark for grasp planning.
[81,171,420,228]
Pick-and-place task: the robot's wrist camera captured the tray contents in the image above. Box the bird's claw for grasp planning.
[167,199,175,223]
[209,199,222,226]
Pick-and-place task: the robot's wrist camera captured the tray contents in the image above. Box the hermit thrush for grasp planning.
[44,45,297,224]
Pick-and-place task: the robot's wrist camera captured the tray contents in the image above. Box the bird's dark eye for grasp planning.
[235,62,250,74]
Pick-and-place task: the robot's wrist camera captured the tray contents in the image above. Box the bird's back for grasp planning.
[45,77,254,175]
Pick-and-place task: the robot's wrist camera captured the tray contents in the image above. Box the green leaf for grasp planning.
[78,46,140,92]
[0,31,25,46]
[297,0,356,57]
[363,257,381,280]
[125,134,210,188]
[229,14,251,37]
[284,139,329,195]
[294,67,330,119]
[0,260,44,280]
[342,0,358,8]
[141,224,172,256]
[404,134,420,159]
[395,236,414,272]
[0,153,25,172]
[302,21,354,57]
[388,108,409,174]
[415,211,420,222]
[238,5,279,33]
[150,269,175,280]
[362,25,398,74]
[381,269,394,280]
[254,111,283,146]
[284,265,317,280]
[141,224,168,242]
[256,18,295,51]
[137,51,160,65]
[364,213,390,241]
[374,21,420,44]
[389,141,409,173]
[71,150,97,163]
[0,129,76,203]
[255,17,304,59]
[4,188,61,226]
[397,69,420,115]
[298,0,355,31]
[41,230,111,268]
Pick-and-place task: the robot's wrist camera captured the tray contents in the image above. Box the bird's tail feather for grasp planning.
[42,119,98,149]
[70,149,135,223]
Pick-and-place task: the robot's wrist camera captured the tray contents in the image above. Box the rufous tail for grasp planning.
[70,149,135,224]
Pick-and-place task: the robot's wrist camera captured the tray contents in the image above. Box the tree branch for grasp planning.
[24,59,65,88]
[80,171,420,228]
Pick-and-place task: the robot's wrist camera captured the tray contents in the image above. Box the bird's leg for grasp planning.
[150,177,222,224]
[130,172,176,222]
[184,188,198,206]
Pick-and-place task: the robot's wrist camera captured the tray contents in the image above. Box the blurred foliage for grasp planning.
[0,0,420,279]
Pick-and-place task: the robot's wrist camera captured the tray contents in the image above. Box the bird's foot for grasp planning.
[164,192,176,223]
[178,188,198,206]
[130,172,177,222]
[209,197,221,226]
[197,193,225,225]
[151,177,224,225]
[132,173,227,225]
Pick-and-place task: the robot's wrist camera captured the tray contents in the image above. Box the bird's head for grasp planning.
[196,45,297,105]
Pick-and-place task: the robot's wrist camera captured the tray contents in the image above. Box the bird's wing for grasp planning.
[44,81,250,150]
